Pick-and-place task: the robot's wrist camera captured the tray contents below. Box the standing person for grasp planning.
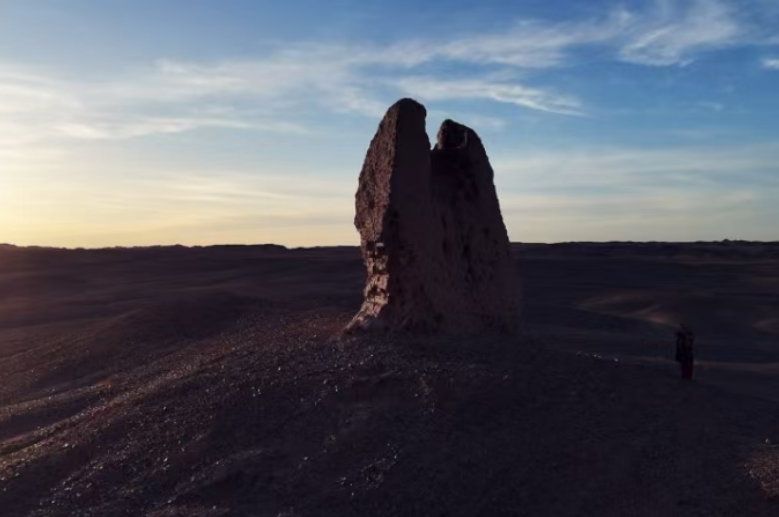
[675,324,695,380]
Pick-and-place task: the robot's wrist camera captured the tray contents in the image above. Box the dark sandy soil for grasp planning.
[1,242,778,516]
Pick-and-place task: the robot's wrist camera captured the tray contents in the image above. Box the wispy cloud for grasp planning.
[53,117,307,141]
[429,9,632,68]
[493,142,779,241]
[493,142,779,191]
[395,76,583,115]
[391,0,761,69]
[0,62,312,154]
[366,0,761,69]
[617,0,744,66]
[763,58,779,69]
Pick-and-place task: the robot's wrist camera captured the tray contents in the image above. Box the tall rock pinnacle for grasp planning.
[346,98,520,334]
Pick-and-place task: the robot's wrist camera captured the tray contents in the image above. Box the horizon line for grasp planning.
[2,239,777,252]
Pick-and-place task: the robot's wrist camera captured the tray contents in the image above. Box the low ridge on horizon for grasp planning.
[3,240,779,253]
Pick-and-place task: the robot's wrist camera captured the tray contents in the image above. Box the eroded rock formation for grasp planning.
[346,98,520,334]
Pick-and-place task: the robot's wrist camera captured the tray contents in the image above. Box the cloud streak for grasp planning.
[395,76,583,115]
[493,142,779,241]
[617,0,745,66]
[763,58,779,69]
[493,143,779,192]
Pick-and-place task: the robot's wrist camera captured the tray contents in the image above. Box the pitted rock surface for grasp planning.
[347,98,520,334]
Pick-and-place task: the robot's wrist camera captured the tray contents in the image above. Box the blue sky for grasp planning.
[1,0,778,247]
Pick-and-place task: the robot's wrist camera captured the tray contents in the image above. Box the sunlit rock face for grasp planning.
[346,98,520,334]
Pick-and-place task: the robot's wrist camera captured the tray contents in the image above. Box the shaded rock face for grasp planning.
[347,98,520,334]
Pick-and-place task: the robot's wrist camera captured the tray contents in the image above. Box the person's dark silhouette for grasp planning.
[675,323,695,380]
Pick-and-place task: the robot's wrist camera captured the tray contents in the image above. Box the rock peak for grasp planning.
[387,98,427,117]
[436,119,470,149]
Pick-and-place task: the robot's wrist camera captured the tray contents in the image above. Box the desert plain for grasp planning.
[0,241,778,516]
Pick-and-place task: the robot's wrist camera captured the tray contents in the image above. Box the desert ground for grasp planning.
[1,242,778,516]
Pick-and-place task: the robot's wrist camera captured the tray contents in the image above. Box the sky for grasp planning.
[1,0,779,247]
